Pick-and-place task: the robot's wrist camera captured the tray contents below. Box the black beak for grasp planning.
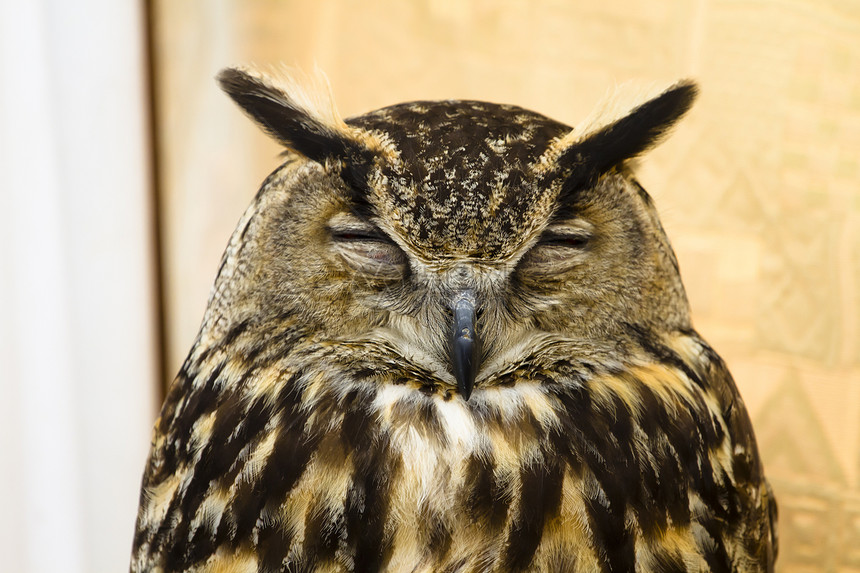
[451,290,480,400]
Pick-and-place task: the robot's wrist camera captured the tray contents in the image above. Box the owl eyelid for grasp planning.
[537,231,592,249]
[536,218,594,248]
[329,226,395,244]
[329,223,407,273]
[519,225,593,271]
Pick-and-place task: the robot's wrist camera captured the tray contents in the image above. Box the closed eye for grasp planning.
[331,228,394,243]
[518,220,594,273]
[329,221,407,276]
[537,232,591,249]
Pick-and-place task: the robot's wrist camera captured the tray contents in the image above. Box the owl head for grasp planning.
[209,67,697,400]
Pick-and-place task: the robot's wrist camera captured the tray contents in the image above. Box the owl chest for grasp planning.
[310,386,600,568]
[302,380,736,568]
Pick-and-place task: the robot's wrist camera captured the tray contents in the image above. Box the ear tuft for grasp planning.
[549,80,698,177]
[217,66,355,163]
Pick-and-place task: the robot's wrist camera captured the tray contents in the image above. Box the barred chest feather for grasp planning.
[132,328,775,573]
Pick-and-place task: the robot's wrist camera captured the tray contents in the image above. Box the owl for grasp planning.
[131,67,777,573]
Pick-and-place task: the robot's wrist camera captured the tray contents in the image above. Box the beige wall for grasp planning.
[151,1,860,569]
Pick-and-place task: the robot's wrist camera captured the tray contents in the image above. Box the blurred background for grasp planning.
[1,1,858,571]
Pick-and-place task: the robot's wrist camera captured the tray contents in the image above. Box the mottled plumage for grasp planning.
[132,67,777,572]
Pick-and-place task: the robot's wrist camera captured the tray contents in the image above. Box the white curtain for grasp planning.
[0,1,159,571]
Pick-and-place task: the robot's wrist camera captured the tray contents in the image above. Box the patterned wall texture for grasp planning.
[151,1,860,569]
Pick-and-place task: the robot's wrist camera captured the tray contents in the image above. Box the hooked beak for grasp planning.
[451,290,480,400]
